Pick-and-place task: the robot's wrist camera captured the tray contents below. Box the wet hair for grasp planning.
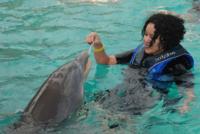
[142,13,185,50]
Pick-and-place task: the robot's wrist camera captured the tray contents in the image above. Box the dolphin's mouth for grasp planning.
[83,59,91,79]
[77,51,91,79]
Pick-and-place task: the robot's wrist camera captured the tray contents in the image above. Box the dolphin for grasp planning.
[20,51,91,125]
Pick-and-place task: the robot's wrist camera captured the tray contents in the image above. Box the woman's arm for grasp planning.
[165,58,195,113]
[179,87,195,113]
[175,71,195,113]
[85,32,117,65]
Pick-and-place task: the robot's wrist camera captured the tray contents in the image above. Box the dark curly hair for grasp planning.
[142,13,185,50]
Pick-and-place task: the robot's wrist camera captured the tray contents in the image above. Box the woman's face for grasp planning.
[143,23,163,55]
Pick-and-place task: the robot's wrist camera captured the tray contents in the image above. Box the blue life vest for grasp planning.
[129,44,194,82]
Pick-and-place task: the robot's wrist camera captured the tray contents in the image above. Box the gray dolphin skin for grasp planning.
[21,51,90,125]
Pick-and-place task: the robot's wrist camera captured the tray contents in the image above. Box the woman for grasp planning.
[86,13,194,113]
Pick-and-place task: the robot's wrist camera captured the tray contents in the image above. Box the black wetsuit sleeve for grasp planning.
[114,49,134,64]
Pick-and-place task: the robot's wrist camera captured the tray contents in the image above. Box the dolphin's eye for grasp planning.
[53,73,64,79]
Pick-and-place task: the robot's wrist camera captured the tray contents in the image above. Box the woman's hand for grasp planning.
[178,88,195,114]
[179,104,189,114]
[85,32,102,47]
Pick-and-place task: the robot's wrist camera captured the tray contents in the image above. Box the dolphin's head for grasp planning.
[60,51,91,97]
[60,51,91,92]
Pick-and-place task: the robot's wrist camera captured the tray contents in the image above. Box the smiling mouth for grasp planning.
[144,43,151,48]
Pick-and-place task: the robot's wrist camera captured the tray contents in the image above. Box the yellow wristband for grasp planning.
[94,46,104,52]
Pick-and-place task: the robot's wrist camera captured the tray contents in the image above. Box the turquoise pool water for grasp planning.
[0,0,200,133]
